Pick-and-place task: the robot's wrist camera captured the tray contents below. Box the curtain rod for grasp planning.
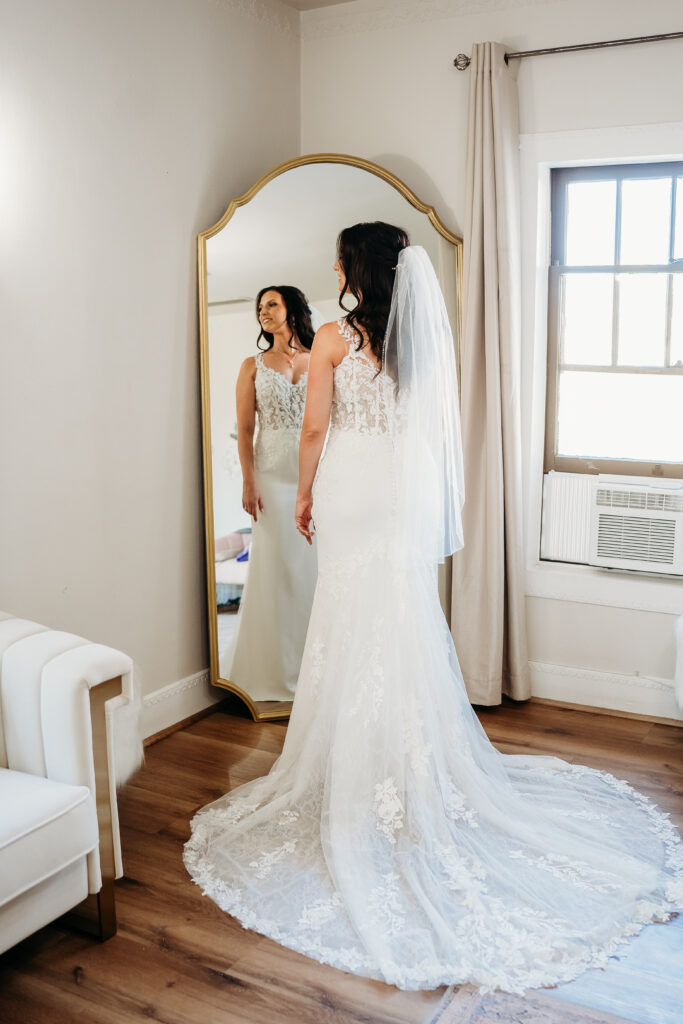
[453,30,683,70]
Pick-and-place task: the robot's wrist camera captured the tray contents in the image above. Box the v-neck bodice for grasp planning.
[255,352,308,433]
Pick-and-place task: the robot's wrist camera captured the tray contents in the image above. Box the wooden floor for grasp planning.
[1,699,681,1024]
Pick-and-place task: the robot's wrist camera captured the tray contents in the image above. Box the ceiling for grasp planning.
[280,0,355,10]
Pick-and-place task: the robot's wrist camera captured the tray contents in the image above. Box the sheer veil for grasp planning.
[308,304,326,334]
[382,245,465,565]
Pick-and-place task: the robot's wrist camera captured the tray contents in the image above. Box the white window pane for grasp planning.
[565,180,616,266]
[671,275,683,367]
[560,274,613,365]
[617,274,667,366]
[620,177,671,265]
[675,177,683,261]
[557,371,683,463]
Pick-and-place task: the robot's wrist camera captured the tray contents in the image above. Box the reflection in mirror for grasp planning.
[217,286,318,700]
[201,157,461,720]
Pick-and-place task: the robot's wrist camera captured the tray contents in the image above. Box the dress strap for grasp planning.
[337,317,360,352]
[337,318,380,369]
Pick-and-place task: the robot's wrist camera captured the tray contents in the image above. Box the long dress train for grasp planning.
[187,320,683,993]
[220,353,317,700]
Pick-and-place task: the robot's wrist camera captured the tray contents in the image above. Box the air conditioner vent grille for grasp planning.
[596,488,683,513]
[596,514,676,565]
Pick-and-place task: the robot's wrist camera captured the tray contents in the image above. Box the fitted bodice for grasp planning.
[330,319,395,436]
[254,353,308,473]
[254,353,308,433]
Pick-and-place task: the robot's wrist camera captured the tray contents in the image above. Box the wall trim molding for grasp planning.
[140,661,683,739]
[530,660,683,722]
[206,0,299,37]
[520,119,683,148]
[142,669,222,740]
[302,0,569,39]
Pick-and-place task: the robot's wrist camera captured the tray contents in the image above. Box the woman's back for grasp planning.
[310,318,400,583]
[329,318,394,438]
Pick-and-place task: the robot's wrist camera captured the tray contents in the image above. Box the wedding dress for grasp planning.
[220,352,317,700]
[187,306,683,993]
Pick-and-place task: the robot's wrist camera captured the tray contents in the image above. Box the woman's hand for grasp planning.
[295,492,314,544]
[242,482,263,521]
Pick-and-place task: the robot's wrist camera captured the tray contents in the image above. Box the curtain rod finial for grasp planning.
[453,53,470,70]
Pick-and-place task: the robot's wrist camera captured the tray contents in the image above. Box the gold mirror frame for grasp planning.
[199,153,463,722]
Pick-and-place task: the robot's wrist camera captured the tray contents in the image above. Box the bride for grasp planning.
[185,222,683,994]
[220,285,318,700]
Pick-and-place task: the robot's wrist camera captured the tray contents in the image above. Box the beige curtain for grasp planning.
[451,42,530,705]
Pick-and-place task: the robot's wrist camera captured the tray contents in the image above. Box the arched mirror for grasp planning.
[199,154,462,721]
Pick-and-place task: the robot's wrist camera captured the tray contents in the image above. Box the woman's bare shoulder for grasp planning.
[238,354,258,377]
[313,321,346,366]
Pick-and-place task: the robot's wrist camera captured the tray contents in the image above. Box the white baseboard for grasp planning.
[142,669,222,739]
[141,663,683,741]
[530,661,683,722]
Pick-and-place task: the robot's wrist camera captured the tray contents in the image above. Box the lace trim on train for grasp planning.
[183,763,683,994]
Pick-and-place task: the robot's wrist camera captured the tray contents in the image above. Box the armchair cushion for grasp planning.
[0,768,98,907]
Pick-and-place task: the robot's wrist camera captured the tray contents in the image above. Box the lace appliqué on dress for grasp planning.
[330,319,395,436]
[249,840,298,879]
[374,777,404,844]
[508,849,622,894]
[368,872,406,936]
[253,355,308,472]
[443,778,479,828]
[346,616,386,727]
[298,892,343,931]
[313,530,393,601]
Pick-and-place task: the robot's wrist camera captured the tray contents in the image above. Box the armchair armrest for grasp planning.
[0,615,141,942]
[1,627,137,940]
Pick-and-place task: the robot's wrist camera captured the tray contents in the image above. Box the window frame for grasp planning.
[545,161,683,480]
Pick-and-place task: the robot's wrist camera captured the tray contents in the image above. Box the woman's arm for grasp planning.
[296,325,343,543]
[235,357,263,521]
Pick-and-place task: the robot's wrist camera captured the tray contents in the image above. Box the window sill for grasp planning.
[526,559,683,615]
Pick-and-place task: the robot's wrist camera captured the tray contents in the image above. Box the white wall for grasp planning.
[208,305,260,538]
[301,0,683,719]
[2,0,681,731]
[0,0,300,732]
[302,0,683,234]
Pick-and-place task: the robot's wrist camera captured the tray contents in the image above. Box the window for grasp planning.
[545,162,683,479]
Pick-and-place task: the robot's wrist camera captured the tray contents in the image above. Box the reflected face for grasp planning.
[333,258,346,293]
[258,290,289,333]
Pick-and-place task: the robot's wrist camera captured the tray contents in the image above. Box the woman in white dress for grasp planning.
[187,224,683,993]
[220,285,318,701]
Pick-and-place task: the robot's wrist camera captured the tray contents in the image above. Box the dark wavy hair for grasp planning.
[255,285,315,352]
[337,222,410,365]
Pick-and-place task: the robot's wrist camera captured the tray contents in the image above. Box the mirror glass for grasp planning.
[201,158,461,720]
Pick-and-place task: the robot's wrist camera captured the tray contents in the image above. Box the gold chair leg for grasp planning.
[95,877,117,940]
[64,675,123,941]
[65,884,117,941]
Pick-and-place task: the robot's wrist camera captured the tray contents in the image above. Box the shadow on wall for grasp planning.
[372,153,462,238]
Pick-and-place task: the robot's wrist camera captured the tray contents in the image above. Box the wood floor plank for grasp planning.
[1,700,680,1024]
[642,722,683,748]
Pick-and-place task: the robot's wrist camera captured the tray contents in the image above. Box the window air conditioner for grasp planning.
[588,475,683,576]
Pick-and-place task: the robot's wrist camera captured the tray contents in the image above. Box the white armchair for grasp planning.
[0,612,139,953]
